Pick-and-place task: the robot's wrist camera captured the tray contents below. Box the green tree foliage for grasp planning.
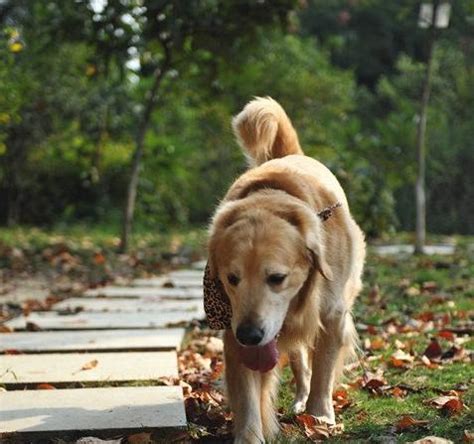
[0,0,472,237]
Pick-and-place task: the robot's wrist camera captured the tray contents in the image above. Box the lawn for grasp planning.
[0,228,472,443]
[274,239,473,443]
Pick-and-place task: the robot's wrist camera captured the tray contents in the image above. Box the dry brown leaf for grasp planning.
[438,330,455,342]
[422,281,438,293]
[127,432,152,444]
[333,388,352,411]
[93,252,106,265]
[4,349,22,355]
[427,395,459,408]
[295,414,332,441]
[442,398,464,415]
[396,415,429,431]
[392,386,407,398]
[421,354,440,369]
[36,383,56,390]
[369,284,381,304]
[390,349,415,368]
[424,339,443,360]
[463,430,474,443]
[25,321,42,331]
[370,336,386,350]
[441,345,465,361]
[361,370,388,393]
[81,359,98,371]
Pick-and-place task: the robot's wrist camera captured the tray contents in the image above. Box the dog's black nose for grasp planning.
[236,322,264,346]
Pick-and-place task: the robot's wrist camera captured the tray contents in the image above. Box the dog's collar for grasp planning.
[317,202,342,222]
[203,201,343,330]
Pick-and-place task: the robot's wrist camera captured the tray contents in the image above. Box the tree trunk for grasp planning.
[119,65,169,252]
[5,135,24,227]
[415,5,437,255]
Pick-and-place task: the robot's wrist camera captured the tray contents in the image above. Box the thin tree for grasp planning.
[118,0,297,252]
[415,0,450,254]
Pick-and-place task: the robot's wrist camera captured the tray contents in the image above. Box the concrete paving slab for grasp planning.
[191,260,207,270]
[167,277,203,288]
[0,351,177,384]
[131,277,169,287]
[0,329,184,353]
[53,297,203,313]
[0,386,186,437]
[168,270,204,278]
[132,277,203,288]
[373,244,455,256]
[84,287,191,298]
[5,309,204,330]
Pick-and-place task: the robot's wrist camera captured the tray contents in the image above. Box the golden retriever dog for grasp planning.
[207,97,365,443]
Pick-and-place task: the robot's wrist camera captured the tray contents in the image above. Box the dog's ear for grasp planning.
[304,227,333,281]
[203,260,233,330]
[274,204,333,281]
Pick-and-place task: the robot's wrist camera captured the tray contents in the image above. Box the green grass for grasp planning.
[276,238,474,443]
[0,224,208,283]
[0,223,207,253]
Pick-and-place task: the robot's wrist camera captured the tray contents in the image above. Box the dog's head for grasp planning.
[208,194,332,346]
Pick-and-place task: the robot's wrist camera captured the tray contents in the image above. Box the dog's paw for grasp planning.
[234,434,265,444]
[313,414,336,426]
[291,400,306,414]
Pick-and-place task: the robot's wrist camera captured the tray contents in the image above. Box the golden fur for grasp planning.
[208,97,366,443]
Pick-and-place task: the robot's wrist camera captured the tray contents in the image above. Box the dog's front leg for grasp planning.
[306,310,354,424]
[224,330,265,444]
[289,345,312,414]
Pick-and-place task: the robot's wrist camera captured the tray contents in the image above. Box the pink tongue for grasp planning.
[237,339,279,373]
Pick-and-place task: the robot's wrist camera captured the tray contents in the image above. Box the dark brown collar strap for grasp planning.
[317,202,342,221]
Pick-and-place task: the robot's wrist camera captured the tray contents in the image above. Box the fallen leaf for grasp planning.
[427,395,459,408]
[410,436,453,444]
[93,252,106,265]
[76,437,122,444]
[370,336,387,350]
[81,359,98,371]
[295,414,339,441]
[421,354,440,369]
[127,432,152,444]
[4,349,22,355]
[441,345,465,361]
[26,322,42,331]
[422,281,438,293]
[442,399,464,416]
[390,349,414,368]
[463,430,474,443]
[406,286,420,297]
[395,415,429,431]
[438,330,455,341]
[361,370,388,393]
[369,284,381,304]
[333,388,352,411]
[392,386,407,398]
[423,339,443,360]
[36,383,56,390]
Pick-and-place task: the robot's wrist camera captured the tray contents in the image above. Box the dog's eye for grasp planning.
[227,273,240,286]
[267,273,287,285]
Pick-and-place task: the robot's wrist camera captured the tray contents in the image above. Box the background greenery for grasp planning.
[1,0,473,238]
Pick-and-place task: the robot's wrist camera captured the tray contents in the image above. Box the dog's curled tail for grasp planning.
[232,97,303,166]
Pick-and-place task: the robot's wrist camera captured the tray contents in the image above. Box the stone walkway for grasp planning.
[0,263,206,442]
